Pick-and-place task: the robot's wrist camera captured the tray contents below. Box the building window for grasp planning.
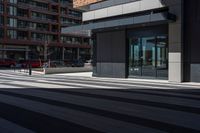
[9,0,17,4]
[17,31,28,40]
[7,18,17,27]
[31,33,57,42]
[0,16,3,25]
[68,9,82,18]
[7,30,17,39]
[0,4,4,13]
[0,28,4,39]
[17,8,28,17]
[7,6,17,16]
[17,20,29,28]
[61,36,72,43]
[61,17,80,25]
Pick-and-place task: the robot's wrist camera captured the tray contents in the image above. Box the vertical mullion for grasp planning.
[140,37,142,76]
[155,36,158,78]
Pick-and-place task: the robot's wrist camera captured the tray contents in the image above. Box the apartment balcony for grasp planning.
[6,39,33,45]
[17,2,48,11]
[17,16,58,25]
[17,2,59,15]
[50,0,59,5]
[60,14,82,20]
[31,16,58,23]
[5,38,58,46]
[16,37,28,41]
[30,29,58,35]
[6,25,58,36]
[61,42,91,49]
[30,39,59,45]
[31,38,57,42]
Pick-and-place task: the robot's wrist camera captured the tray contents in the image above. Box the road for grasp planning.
[0,70,200,133]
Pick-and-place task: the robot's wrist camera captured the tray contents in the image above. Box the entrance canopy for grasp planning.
[62,11,176,35]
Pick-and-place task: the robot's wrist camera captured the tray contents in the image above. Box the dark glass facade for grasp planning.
[128,25,168,79]
[66,0,200,82]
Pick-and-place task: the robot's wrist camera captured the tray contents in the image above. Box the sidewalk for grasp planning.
[6,69,200,88]
[55,72,200,88]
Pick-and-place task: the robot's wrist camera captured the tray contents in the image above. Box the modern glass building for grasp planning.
[0,0,91,62]
[63,0,200,83]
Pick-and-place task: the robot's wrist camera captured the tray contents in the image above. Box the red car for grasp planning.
[0,59,16,68]
[23,60,42,68]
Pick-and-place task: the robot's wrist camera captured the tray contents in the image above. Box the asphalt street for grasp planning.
[0,70,200,133]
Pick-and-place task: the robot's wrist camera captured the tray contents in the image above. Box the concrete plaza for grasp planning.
[0,70,200,133]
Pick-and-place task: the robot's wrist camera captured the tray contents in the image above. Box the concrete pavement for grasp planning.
[0,70,200,132]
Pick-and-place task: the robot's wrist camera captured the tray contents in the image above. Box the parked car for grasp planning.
[84,59,93,67]
[0,59,16,68]
[71,59,84,67]
[51,61,66,68]
[15,60,26,68]
[63,60,73,67]
[16,60,42,68]
[43,61,66,68]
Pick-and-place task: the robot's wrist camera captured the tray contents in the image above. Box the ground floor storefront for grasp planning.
[62,0,200,82]
[92,19,199,83]
[93,24,170,79]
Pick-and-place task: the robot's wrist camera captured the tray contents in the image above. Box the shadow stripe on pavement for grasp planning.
[0,90,199,133]
[39,89,200,115]
[109,89,200,101]
[0,102,101,133]
[130,89,200,95]
[0,83,39,88]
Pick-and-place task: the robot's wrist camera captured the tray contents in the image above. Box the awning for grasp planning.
[62,12,176,36]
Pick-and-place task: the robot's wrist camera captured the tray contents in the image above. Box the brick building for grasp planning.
[0,0,91,62]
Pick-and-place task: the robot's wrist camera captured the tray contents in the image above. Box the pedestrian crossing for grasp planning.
[0,70,200,132]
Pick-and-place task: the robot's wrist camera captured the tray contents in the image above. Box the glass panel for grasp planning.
[128,35,168,79]
[141,37,156,77]
[129,37,142,76]
[156,36,168,78]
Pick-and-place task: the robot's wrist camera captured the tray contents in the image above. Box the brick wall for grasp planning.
[73,0,103,8]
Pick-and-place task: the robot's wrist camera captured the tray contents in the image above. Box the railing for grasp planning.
[17,2,49,11]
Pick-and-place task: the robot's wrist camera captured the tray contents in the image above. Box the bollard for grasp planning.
[29,64,32,75]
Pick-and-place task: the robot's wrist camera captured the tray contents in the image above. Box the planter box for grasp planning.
[41,66,93,74]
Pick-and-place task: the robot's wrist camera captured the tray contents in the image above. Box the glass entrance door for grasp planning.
[141,37,156,77]
[129,35,168,79]
[129,37,142,76]
[156,36,168,78]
